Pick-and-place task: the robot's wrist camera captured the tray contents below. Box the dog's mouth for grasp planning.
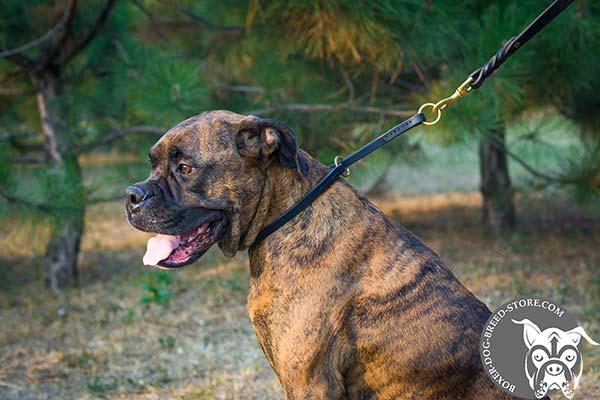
[142,213,227,269]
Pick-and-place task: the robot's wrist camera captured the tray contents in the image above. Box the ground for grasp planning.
[1,191,599,400]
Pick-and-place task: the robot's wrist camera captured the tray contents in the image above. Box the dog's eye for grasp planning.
[562,349,577,362]
[177,164,193,175]
[532,349,546,363]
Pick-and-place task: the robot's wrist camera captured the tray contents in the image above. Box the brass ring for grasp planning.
[334,156,351,177]
[418,102,442,126]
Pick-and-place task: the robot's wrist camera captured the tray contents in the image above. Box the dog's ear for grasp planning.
[512,319,542,349]
[235,115,308,175]
[565,326,600,346]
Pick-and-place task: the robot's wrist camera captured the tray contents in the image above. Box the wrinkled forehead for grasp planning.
[150,111,244,161]
[535,329,578,349]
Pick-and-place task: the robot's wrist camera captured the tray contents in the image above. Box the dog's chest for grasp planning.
[246,259,350,371]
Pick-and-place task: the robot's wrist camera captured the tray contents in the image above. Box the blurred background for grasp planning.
[1,1,599,399]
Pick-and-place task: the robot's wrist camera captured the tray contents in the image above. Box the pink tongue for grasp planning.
[143,234,180,266]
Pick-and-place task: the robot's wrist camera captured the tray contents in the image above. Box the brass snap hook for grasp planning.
[334,156,350,177]
[432,77,473,113]
[418,77,474,126]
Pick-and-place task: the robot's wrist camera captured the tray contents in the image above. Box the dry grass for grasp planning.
[1,192,599,399]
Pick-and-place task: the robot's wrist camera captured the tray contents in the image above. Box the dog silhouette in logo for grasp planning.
[512,319,598,399]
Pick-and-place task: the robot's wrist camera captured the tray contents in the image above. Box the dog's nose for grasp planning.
[545,363,564,376]
[126,185,150,208]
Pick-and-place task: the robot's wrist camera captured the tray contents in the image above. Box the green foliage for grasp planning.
[66,350,95,369]
[562,142,600,203]
[140,272,174,305]
[158,335,176,350]
[119,46,210,126]
[122,308,136,325]
[87,374,117,396]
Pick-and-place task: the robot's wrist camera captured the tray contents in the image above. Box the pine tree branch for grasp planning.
[247,103,414,118]
[340,67,355,103]
[0,188,82,212]
[3,126,165,158]
[4,53,35,70]
[0,87,29,95]
[77,125,166,152]
[411,60,429,87]
[379,63,427,93]
[41,0,78,67]
[158,0,244,32]
[0,0,74,59]
[0,130,38,142]
[0,131,46,161]
[213,85,265,94]
[62,0,118,63]
[131,0,191,59]
[483,133,576,184]
[9,155,48,164]
[566,0,586,42]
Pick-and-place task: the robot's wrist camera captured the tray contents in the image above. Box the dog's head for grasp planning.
[125,110,308,268]
[512,318,599,399]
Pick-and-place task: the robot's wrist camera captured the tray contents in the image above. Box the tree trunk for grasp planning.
[45,198,84,295]
[479,128,516,234]
[35,71,85,294]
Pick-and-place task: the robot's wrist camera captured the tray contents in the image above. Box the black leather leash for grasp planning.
[253,113,426,243]
[468,0,575,90]
[253,0,575,245]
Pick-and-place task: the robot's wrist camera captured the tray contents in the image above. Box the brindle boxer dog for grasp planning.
[125,110,520,399]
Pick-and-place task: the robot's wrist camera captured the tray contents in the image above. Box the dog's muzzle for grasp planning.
[534,359,575,399]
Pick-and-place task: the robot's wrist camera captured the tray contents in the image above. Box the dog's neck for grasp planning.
[242,151,326,248]
[244,151,370,277]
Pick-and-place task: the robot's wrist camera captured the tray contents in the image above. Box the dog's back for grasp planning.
[331,197,510,399]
